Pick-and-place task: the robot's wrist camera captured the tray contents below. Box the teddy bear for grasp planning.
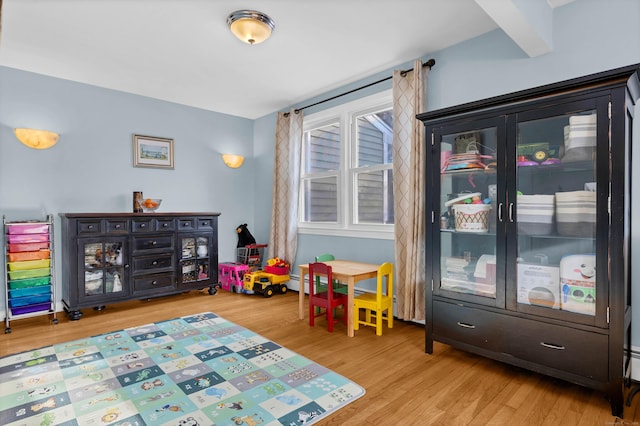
[236,224,256,248]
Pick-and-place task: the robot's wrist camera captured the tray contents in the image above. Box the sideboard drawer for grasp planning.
[156,219,175,232]
[133,273,174,293]
[503,316,608,381]
[132,218,154,232]
[132,253,174,273]
[433,300,505,352]
[177,218,196,231]
[196,218,214,231]
[77,221,102,234]
[106,220,129,234]
[132,235,174,251]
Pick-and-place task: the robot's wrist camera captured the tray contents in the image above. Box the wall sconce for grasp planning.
[227,10,275,45]
[222,154,245,169]
[14,128,59,150]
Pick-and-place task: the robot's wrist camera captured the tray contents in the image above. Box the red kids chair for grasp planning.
[308,262,348,332]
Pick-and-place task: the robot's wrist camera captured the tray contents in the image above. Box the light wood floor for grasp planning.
[2,289,638,425]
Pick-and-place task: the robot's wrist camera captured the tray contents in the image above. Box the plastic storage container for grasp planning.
[7,259,51,271]
[8,249,50,262]
[6,223,49,234]
[7,233,49,244]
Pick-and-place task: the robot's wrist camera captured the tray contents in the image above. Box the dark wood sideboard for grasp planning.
[59,212,220,320]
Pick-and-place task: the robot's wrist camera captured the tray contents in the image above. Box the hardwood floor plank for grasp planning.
[1,289,637,424]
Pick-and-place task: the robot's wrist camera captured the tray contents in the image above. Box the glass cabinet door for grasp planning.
[80,238,128,300]
[513,100,602,321]
[435,120,503,306]
[178,235,211,284]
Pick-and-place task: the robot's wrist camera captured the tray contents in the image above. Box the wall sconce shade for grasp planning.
[222,154,245,168]
[14,128,59,150]
[227,10,275,45]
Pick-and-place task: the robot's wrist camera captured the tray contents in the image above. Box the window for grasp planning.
[299,91,394,239]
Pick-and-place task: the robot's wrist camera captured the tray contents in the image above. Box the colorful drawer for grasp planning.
[8,242,50,253]
[7,233,49,244]
[8,267,51,280]
[8,294,51,307]
[8,249,50,262]
[8,276,51,289]
[9,285,51,298]
[11,303,52,316]
[8,259,51,271]
[6,223,50,234]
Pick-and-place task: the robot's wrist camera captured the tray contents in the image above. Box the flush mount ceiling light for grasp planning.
[14,128,59,150]
[227,9,275,45]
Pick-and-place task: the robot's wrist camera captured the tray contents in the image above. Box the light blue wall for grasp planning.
[0,66,258,311]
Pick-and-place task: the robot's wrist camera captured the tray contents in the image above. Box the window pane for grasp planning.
[303,177,338,222]
[357,110,392,167]
[304,124,341,173]
[356,169,394,224]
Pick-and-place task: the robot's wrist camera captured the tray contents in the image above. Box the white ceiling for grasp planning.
[0,0,572,119]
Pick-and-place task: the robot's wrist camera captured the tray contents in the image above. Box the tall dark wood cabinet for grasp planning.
[59,212,220,320]
[418,65,639,417]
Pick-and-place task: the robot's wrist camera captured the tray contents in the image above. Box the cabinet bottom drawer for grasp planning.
[134,273,175,294]
[433,300,505,352]
[503,316,608,381]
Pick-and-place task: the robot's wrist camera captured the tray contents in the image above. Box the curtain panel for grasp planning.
[392,59,429,321]
[269,109,303,267]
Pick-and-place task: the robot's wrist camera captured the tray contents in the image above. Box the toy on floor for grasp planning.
[242,270,289,298]
[218,262,250,293]
[242,257,290,298]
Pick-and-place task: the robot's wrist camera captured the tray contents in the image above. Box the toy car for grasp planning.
[218,262,250,293]
[242,271,289,297]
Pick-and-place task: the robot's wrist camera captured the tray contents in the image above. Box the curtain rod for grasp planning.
[285,58,435,116]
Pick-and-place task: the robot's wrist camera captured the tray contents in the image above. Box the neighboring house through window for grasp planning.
[299,90,394,239]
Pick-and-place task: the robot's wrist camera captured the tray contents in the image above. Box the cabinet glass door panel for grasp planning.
[515,108,597,316]
[82,240,126,297]
[438,126,498,300]
[179,235,211,284]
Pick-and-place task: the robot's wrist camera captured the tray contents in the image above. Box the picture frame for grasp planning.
[133,134,174,169]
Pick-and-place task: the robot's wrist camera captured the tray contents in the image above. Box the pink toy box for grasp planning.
[218,262,250,293]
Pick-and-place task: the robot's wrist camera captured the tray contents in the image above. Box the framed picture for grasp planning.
[133,134,174,169]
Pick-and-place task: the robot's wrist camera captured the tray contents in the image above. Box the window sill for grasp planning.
[298,225,394,240]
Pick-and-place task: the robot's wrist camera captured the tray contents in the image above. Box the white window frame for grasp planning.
[298,90,394,240]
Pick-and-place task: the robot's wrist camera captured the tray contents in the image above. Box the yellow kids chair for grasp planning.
[353,262,394,336]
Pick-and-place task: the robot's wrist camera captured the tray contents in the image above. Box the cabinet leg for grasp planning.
[66,310,83,321]
[208,286,218,295]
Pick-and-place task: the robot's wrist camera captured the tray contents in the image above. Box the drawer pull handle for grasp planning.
[88,225,94,229]
[540,342,565,350]
[163,223,168,228]
[152,241,157,245]
[202,221,209,226]
[152,261,158,265]
[140,224,146,228]
[457,322,475,329]
[115,224,121,229]
[152,280,158,286]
